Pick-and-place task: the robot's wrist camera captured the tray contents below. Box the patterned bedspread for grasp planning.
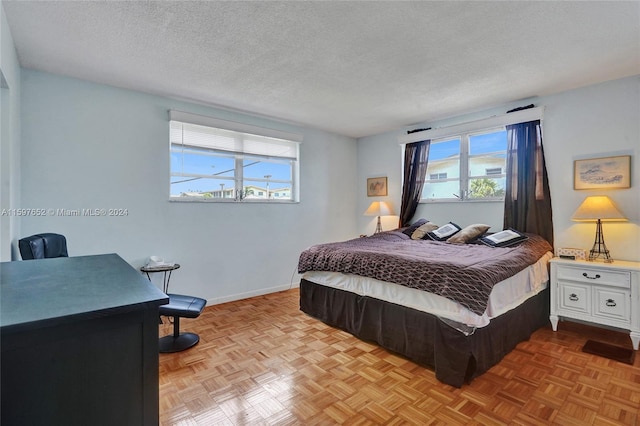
[298,231,553,315]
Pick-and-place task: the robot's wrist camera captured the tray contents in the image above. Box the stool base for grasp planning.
[159,332,200,353]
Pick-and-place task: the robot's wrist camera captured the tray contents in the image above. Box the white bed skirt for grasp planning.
[302,251,552,331]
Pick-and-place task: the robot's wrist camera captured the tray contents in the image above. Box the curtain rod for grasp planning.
[398,106,544,145]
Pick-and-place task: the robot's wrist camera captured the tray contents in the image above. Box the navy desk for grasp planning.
[1,254,169,426]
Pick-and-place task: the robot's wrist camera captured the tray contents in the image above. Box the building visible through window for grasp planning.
[422,128,507,201]
[170,112,300,202]
[429,173,448,180]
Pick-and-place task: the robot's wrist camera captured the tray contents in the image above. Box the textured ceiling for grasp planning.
[3,1,639,138]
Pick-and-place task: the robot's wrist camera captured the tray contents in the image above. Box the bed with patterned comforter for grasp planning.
[297,230,553,387]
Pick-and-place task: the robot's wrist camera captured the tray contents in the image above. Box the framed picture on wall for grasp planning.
[367,177,388,196]
[574,155,631,190]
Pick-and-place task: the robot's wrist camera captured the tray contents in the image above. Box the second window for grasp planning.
[422,128,507,202]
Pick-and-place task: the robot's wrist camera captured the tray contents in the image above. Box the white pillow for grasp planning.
[426,222,462,241]
[480,228,528,247]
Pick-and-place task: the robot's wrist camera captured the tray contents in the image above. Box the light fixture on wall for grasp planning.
[571,195,627,263]
[364,201,394,234]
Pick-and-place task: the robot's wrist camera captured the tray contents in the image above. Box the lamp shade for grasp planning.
[364,201,393,216]
[571,196,627,222]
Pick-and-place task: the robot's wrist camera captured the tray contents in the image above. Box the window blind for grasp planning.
[170,121,298,160]
[169,110,301,160]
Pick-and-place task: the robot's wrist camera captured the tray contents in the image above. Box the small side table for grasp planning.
[140,263,180,293]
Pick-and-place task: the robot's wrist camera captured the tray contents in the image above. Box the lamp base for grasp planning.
[588,250,613,263]
[588,219,613,263]
[374,216,383,234]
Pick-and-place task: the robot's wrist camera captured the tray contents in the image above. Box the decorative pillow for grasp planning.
[410,222,439,240]
[426,222,462,241]
[401,218,429,237]
[447,224,491,244]
[479,228,528,247]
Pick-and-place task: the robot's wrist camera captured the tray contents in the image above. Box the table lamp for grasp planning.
[364,201,393,234]
[571,195,627,262]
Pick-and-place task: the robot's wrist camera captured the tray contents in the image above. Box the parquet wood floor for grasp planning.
[159,288,640,425]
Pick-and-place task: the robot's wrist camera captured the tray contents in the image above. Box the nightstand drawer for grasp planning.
[555,265,630,289]
[559,283,590,314]
[594,287,630,322]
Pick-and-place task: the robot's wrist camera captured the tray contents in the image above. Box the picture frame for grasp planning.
[367,177,388,196]
[574,155,631,190]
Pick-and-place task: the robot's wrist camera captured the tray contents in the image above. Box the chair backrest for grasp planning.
[19,233,68,260]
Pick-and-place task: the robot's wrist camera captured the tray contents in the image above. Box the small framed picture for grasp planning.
[574,155,631,190]
[367,177,388,196]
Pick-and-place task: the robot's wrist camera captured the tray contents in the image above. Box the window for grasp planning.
[400,106,543,204]
[429,172,448,180]
[169,111,300,202]
[422,128,507,201]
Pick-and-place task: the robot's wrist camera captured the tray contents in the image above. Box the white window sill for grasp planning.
[168,197,298,204]
[420,198,504,204]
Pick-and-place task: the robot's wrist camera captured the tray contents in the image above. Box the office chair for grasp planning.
[19,233,68,260]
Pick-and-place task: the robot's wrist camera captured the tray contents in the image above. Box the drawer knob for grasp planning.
[582,272,601,280]
[605,299,617,307]
[569,294,579,301]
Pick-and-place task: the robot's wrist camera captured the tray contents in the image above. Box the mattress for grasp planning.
[302,251,552,334]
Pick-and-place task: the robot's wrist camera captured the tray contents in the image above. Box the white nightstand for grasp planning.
[550,257,640,350]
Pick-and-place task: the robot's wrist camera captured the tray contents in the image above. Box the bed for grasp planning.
[297,226,554,387]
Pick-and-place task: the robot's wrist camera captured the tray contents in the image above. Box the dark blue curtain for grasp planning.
[503,120,554,245]
[399,140,430,227]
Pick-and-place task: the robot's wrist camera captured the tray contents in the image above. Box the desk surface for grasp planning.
[1,253,168,332]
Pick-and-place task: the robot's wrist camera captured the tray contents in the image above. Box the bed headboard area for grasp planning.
[412,202,505,234]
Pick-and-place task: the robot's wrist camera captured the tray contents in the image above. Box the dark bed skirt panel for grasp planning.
[299,278,550,387]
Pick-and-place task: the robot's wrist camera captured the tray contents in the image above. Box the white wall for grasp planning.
[357,101,538,234]
[358,76,639,262]
[0,1,21,261]
[543,76,639,261]
[19,70,358,302]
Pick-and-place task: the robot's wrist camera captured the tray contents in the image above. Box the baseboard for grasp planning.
[206,281,300,306]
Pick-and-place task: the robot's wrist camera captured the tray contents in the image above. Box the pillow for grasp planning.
[447,224,491,244]
[479,228,528,247]
[401,218,429,237]
[410,222,439,240]
[426,222,462,241]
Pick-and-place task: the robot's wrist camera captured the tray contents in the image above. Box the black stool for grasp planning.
[159,294,206,353]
